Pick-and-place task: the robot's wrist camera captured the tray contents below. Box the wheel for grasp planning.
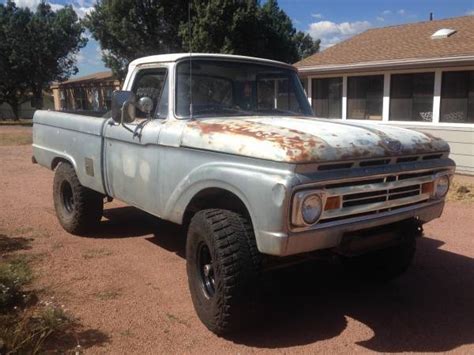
[53,162,103,235]
[186,209,262,335]
[341,230,417,282]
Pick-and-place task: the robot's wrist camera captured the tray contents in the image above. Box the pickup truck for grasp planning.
[33,53,455,335]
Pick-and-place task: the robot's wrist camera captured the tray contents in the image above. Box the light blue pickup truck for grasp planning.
[33,53,455,334]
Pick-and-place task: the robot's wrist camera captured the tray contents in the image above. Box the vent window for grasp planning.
[431,28,457,39]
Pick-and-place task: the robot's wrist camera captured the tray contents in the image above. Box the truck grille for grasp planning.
[317,169,449,224]
[342,184,421,208]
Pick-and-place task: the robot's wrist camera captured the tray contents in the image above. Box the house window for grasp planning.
[440,71,474,123]
[311,77,342,118]
[104,88,113,110]
[74,88,86,110]
[347,75,383,120]
[390,72,435,122]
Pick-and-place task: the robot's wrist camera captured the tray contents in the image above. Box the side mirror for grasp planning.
[137,97,154,117]
[111,90,136,124]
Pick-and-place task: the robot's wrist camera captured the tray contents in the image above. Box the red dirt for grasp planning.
[0,128,473,354]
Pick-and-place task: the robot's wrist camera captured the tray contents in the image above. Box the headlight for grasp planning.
[301,195,323,224]
[292,191,324,226]
[435,175,450,198]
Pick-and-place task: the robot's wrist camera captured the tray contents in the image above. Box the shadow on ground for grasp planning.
[0,234,33,253]
[94,205,474,352]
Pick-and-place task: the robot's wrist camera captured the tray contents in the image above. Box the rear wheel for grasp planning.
[53,162,103,235]
[186,209,261,335]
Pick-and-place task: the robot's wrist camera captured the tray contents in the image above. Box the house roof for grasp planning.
[52,71,117,88]
[295,15,474,71]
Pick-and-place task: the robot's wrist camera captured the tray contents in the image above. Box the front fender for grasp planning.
[163,161,296,254]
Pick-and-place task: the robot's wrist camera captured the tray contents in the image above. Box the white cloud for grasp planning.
[311,13,323,19]
[382,10,391,15]
[14,0,94,19]
[467,10,474,15]
[376,16,384,22]
[307,20,372,49]
[398,9,406,15]
[14,0,42,8]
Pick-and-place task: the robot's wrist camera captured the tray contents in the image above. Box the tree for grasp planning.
[0,1,86,119]
[85,0,188,79]
[293,31,320,60]
[180,0,319,63]
[0,3,32,119]
[87,0,320,78]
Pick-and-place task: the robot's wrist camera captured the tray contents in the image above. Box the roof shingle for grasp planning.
[295,15,474,68]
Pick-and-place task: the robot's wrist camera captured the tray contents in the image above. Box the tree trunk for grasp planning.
[32,88,44,109]
[9,101,20,120]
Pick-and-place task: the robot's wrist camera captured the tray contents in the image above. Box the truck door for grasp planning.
[103,67,169,213]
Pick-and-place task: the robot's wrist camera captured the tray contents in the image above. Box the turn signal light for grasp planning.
[325,196,341,210]
[422,182,434,195]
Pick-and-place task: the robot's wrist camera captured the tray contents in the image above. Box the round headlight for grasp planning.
[435,175,450,198]
[301,194,323,225]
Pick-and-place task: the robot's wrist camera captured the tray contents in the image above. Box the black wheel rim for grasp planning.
[197,242,215,298]
[60,181,74,214]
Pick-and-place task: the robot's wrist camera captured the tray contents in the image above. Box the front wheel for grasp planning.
[53,162,103,235]
[186,209,261,335]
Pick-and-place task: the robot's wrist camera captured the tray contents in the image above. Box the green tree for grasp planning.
[181,0,319,63]
[87,0,320,78]
[85,0,188,79]
[293,31,320,60]
[0,1,86,119]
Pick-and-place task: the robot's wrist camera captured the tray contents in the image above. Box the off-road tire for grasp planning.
[341,232,417,282]
[53,162,103,235]
[186,209,262,335]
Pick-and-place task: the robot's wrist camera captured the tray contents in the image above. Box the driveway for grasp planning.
[0,130,473,354]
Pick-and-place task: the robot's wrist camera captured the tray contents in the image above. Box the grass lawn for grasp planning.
[0,119,33,127]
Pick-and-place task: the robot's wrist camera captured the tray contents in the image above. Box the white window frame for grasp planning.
[306,65,474,129]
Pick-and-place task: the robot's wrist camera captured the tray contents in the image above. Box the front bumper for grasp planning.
[258,199,444,256]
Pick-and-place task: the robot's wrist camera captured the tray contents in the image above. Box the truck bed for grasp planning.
[33,110,107,194]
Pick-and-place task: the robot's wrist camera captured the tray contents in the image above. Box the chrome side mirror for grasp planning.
[111,90,136,124]
[137,97,154,117]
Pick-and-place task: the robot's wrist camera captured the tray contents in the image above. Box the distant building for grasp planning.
[51,71,121,115]
[295,16,474,175]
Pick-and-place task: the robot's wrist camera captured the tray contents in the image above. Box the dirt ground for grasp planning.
[1,127,473,354]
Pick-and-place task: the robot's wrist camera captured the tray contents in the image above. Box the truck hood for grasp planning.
[181,117,449,163]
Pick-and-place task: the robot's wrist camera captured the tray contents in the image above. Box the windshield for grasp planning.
[176,59,313,118]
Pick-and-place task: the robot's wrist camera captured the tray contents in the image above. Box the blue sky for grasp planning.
[5,0,474,77]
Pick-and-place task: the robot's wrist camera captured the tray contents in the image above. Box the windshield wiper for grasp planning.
[255,108,300,116]
[193,106,252,117]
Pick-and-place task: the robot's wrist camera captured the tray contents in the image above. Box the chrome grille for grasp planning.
[342,184,421,208]
[317,169,450,224]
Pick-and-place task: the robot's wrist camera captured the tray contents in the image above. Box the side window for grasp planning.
[132,69,167,118]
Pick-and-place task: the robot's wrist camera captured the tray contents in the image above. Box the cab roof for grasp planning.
[129,53,295,70]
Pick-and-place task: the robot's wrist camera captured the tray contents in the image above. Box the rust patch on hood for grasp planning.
[182,117,450,163]
[188,120,326,162]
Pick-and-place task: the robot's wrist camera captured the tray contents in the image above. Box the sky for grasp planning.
[4,0,474,77]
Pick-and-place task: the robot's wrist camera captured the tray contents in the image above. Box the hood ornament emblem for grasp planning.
[383,139,402,153]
